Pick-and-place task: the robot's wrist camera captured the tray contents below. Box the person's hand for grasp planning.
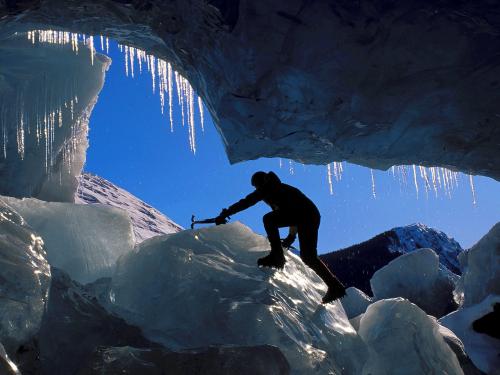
[281,235,296,249]
[215,209,229,225]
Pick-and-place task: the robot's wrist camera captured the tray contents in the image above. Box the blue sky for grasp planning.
[84,42,500,253]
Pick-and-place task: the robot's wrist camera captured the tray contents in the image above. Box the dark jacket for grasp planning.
[225,172,319,218]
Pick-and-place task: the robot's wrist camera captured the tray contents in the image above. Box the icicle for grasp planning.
[100,35,104,51]
[370,169,376,199]
[167,63,174,132]
[197,96,204,132]
[279,158,283,168]
[469,175,477,205]
[413,165,419,199]
[124,45,129,76]
[88,36,95,65]
[106,37,109,54]
[129,46,135,78]
[327,164,334,195]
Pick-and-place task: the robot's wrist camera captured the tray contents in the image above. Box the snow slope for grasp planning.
[76,173,182,243]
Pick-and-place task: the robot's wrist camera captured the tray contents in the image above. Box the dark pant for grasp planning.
[262,210,342,289]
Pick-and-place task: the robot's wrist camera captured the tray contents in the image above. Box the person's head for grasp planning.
[251,171,268,189]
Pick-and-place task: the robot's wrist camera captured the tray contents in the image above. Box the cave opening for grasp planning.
[4,30,495,251]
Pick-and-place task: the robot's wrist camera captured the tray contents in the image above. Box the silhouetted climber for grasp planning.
[215,171,346,303]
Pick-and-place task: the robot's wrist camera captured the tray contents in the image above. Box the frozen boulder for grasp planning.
[440,295,500,374]
[358,298,463,375]
[37,268,156,375]
[342,287,372,319]
[371,248,458,317]
[78,345,290,375]
[438,325,484,375]
[0,198,51,353]
[455,223,500,307]
[3,196,134,284]
[111,222,367,374]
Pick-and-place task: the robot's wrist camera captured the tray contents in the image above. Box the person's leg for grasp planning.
[260,211,295,268]
[298,214,345,302]
[262,210,295,253]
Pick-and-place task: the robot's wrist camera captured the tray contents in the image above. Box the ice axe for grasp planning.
[190,214,230,229]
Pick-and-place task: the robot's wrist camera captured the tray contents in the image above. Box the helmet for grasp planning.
[251,171,268,188]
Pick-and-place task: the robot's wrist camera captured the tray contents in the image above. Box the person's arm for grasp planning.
[282,226,297,249]
[216,190,263,223]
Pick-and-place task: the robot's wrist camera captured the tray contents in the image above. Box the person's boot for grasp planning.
[257,246,286,269]
[322,279,346,304]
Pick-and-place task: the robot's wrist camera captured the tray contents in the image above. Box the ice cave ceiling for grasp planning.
[1,0,499,183]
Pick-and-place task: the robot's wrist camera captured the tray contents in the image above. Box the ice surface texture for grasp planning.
[341,287,372,319]
[371,248,458,317]
[3,196,134,284]
[359,298,464,375]
[111,222,367,374]
[0,198,50,353]
[79,345,290,375]
[455,222,500,307]
[76,173,182,243]
[0,343,20,375]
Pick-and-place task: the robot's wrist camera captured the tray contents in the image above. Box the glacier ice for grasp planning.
[440,294,500,374]
[3,196,134,284]
[80,345,290,375]
[342,287,372,319]
[454,222,500,307]
[371,248,458,317]
[0,33,109,202]
[37,268,155,375]
[111,222,367,374]
[76,173,182,243]
[0,198,51,353]
[358,298,463,375]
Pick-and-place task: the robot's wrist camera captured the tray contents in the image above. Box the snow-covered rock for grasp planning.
[440,295,500,374]
[371,248,458,317]
[390,223,463,274]
[0,34,109,202]
[342,287,372,319]
[455,222,500,307]
[0,198,51,354]
[3,196,134,284]
[76,173,182,243]
[79,345,290,375]
[359,298,463,375]
[111,222,367,374]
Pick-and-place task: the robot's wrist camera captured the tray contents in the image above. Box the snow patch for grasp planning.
[76,173,182,244]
